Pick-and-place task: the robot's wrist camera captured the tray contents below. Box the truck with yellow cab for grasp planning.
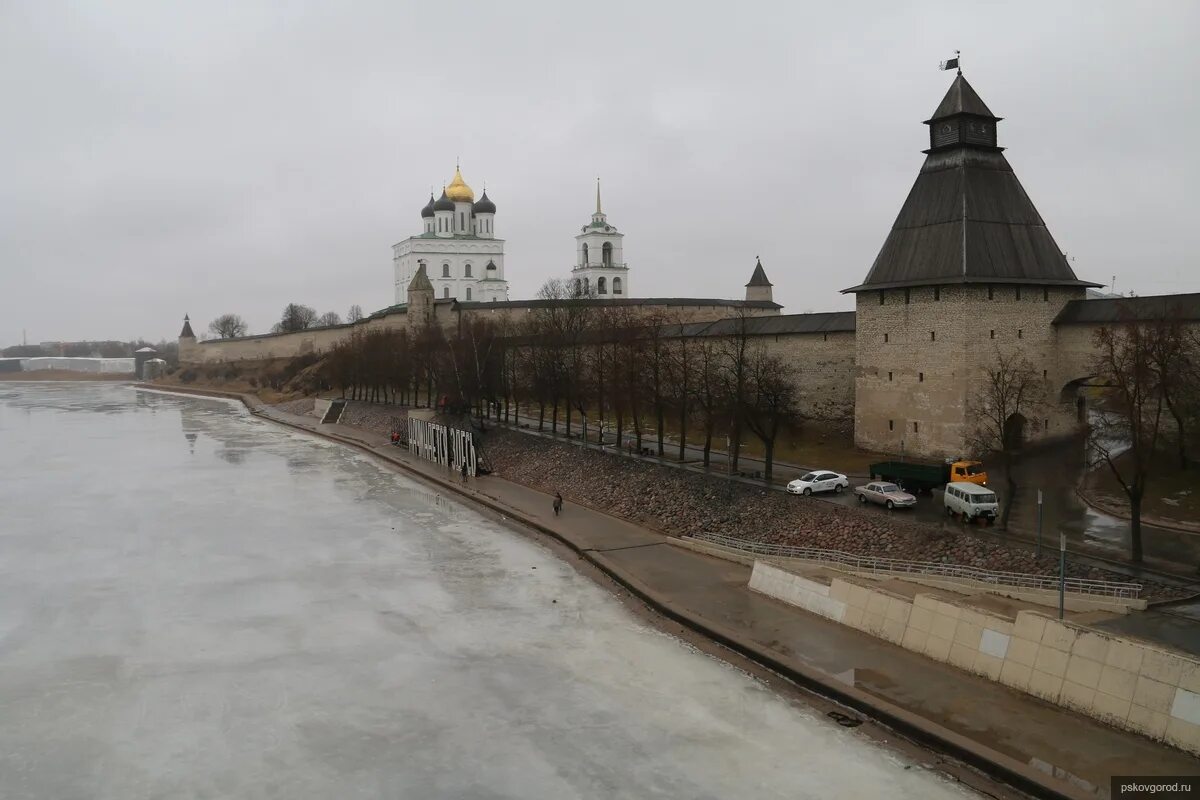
[866,458,987,494]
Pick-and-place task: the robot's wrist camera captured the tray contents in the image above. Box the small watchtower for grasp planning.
[178,314,198,363]
[406,264,435,331]
[745,258,774,303]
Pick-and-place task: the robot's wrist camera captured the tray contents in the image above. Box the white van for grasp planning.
[944,481,999,524]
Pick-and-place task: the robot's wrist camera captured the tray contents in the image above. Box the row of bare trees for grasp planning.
[321,285,804,479]
[206,304,366,339]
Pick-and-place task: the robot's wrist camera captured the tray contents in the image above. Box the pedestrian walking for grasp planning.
[460,460,469,487]
[553,492,563,517]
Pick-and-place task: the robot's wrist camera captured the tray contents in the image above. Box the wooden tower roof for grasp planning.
[844,74,1099,293]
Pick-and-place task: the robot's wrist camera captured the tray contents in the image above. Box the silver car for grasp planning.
[854,481,917,510]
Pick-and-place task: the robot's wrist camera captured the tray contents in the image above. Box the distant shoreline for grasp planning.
[0,370,136,382]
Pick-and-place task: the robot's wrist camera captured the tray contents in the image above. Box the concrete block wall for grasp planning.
[750,561,1200,755]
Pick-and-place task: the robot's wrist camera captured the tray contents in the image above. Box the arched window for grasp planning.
[583,277,590,295]
[464,263,472,278]
[442,263,451,278]
[581,243,589,265]
[443,287,449,298]
[466,287,472,301]
[459,212,464,230]
[597,277,607,294]
[613,277,622,295]
[602,242,612,266]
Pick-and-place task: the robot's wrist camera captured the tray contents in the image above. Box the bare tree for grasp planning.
[207,314,248,339]
[743,349,802,481]
[316,311,343,327]
[272,303,317,333]
[966,350,1046,529]
[347,304,364,323]
[1145,310,1200,471]
[721,309,755,474]
[1088,316,1169,562]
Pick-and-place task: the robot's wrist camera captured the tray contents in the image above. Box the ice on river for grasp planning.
[0,383,978,799]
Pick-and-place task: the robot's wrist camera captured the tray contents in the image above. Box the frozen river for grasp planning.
[0,383,977,799]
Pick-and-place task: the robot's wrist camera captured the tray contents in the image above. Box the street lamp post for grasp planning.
[1036,489,1043,559]
[1058,532,1067,620]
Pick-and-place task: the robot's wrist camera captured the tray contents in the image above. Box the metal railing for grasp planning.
[687,532,1143,599]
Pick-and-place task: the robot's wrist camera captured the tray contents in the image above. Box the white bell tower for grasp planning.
[571,180,628,298]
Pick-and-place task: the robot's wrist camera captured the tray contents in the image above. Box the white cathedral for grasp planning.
[393,167,630,304]
[392,166,509,305]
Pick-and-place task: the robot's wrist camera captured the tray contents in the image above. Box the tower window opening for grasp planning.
[888,372,893,381]
[1043,369,1048,379]
[1018,329,1023,339]
[459,212,464,230]
[884,333,889,343]
[602,242,613,266]
[613,277,622,294]
[597,277,607,294]
[888,420,894,431]
[466,287,472,301]
[930,331,935,341]
[919,372,924,382]
[990,329,995,339]
[913,421,919,433]
[464,264,472,278]
[443,264,451,278]
[443,287,449,298]
[582,244,589,265]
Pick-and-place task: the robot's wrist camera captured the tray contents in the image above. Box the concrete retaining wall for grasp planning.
[750,561,1200,755]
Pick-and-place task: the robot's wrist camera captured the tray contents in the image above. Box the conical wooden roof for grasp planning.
[845,76,1099,292]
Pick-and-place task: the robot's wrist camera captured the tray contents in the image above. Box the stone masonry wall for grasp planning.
[854,284,1088,459]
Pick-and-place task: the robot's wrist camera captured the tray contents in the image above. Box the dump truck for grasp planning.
[867,459,987,493]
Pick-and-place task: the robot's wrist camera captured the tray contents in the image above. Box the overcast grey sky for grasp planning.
[2,1,1198,346]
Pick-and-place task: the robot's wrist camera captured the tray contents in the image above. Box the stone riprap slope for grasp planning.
[482,428,1174,597]
[274,398,315,416]
[339,401,407,435]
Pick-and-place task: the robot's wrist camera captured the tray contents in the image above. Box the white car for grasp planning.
[787,471,849,496]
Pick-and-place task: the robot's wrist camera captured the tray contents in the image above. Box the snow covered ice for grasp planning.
[0,383,978,799]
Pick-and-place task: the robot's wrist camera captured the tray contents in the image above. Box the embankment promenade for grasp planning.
[141,384,1200,800]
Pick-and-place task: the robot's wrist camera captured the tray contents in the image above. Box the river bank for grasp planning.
[143,383,1200,799]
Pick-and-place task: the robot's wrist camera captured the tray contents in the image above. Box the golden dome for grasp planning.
[445,167,474,203]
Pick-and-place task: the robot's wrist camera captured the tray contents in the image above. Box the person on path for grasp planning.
[460,460,469,487]
[553,492,563,517]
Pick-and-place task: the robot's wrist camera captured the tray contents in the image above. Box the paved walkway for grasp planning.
[158,390,1200,798]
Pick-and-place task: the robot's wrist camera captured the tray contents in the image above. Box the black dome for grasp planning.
[432,189,455,212]
[473,191,496,215]
[420,193,435,218]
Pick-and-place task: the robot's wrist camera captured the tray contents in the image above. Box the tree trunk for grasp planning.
[999,452,1017,530]
[678,403,687,462]
[537,402,545,432]
[551,400,559,434]
[1129,490,1144,563]
[703,424,713,467]
[763,438,775,482]
[656,404,665,457]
